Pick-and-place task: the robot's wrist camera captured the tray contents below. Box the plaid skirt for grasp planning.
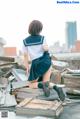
[28,51,51,81]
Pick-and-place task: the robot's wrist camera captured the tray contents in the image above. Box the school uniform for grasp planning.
[23,35,51,81]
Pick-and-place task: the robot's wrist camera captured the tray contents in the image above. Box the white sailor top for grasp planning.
[23,35,47,60]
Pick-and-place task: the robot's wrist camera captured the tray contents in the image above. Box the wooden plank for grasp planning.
[0,56,14,62]
[17,98,33,107]
[61,72,80,90]
[16,98,63,117]
[0,62,17,67]
[16,106,63,117]
[31,99,53,105]
[62,73,80,79]
[12,88,44,103]
[63,78,80,89]
[25,103,50,109]
[14,87,41,94]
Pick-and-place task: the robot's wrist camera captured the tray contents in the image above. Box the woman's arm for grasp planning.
[42,37,49,51]
[22,42,29,73]
[23,53,29,74]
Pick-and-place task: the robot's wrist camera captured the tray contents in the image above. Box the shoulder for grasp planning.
[23,36,31,47]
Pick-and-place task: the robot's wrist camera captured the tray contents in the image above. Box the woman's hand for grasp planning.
[42,45,48,51]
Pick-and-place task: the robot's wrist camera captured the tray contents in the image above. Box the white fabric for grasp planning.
[22,37,47,60]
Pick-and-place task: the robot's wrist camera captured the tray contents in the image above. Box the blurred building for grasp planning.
[66,21,77,48]
[49,42,69,53]
[60,43,69,52]
[4,47,17,57]
[71,40,80,52]
[49,41,61,53]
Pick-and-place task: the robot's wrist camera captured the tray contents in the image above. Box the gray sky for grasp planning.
[0,0,80,49]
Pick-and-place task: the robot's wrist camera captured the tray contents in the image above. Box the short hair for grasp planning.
[28,20,43,35]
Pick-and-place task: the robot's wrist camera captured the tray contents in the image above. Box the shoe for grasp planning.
[42,82,50,97]
[53,85,65,101]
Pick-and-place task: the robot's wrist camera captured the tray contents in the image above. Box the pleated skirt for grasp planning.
[28,51,51,81]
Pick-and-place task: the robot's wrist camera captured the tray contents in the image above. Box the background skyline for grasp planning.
[0,0,80,50]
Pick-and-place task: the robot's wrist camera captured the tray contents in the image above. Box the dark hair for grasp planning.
[28,20,43,35]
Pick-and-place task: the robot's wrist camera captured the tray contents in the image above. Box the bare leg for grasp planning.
[50,70,61,84]
[42,67,64,88]
[28,66,52,97]
[29,79,50,97]
[29,80,38,89]
[42,66,52,83]
[29,66,52,88]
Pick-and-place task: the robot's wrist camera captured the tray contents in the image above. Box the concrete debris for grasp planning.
[0,90,17,107]
[52,60,69,70]
[0,56,14,62]
[0,57,80,118]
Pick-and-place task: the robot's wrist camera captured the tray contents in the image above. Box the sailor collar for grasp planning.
[23,35,44,46]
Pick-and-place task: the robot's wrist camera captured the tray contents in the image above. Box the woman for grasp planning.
[22,20,65,100]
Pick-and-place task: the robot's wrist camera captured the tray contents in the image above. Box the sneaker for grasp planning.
[42,82,50,97]
[53,85,65,101]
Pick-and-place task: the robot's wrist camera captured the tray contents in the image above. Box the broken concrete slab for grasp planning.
[52,60,69,70]
[0,91,17,107]
[5,68,29,92]
[11,68,28,81]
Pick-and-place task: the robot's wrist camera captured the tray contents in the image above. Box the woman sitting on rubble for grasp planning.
[22,20,65,101]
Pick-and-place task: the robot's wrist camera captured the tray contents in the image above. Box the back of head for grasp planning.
[28,20,43,35]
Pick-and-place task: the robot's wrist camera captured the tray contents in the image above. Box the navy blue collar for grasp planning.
[23,35,44,46]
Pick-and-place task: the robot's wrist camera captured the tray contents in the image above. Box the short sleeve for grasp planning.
[42,36,50,53]
[22,42,28,54]
[43,37,48,45]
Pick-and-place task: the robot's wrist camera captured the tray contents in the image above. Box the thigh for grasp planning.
[43,66,52,82]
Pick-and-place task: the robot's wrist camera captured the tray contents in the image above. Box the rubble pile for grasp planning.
[0,56,27,108]
[0,57,80,117]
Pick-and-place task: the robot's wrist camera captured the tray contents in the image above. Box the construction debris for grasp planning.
[66,88,80,99]
[1,57,80,118]
[0,56,14,62]
[61,69,80,90]
[0,90,17,107]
